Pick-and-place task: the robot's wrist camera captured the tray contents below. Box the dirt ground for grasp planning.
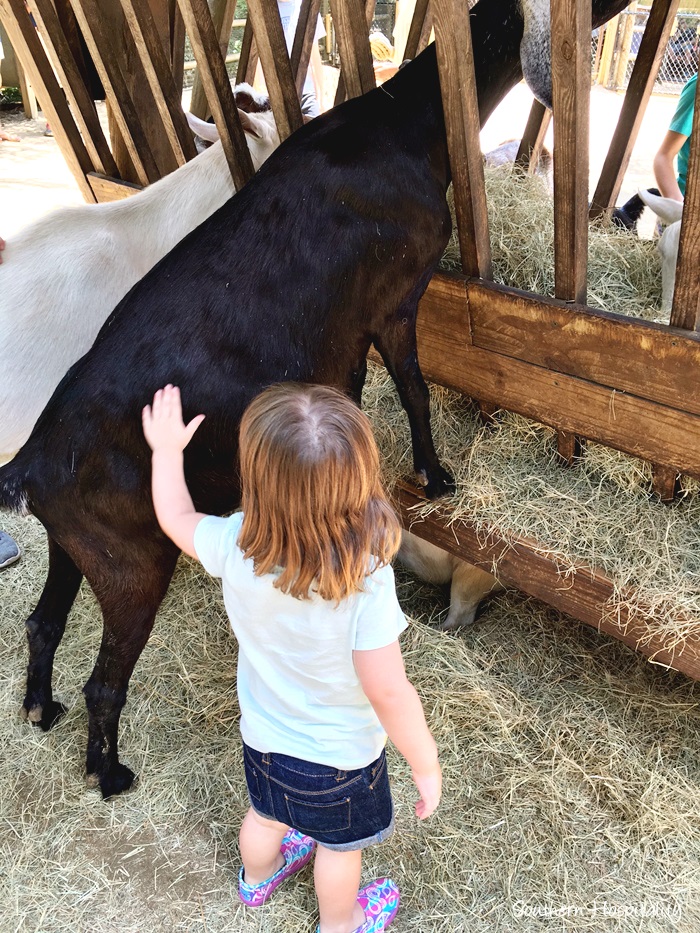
[0,79,680,237]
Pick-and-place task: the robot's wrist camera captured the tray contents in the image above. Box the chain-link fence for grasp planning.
[604,8,700,95]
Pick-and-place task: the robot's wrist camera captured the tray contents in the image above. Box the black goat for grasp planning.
[1,0,629,798]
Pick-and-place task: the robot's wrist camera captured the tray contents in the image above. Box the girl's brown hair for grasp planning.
[238,383,401,602]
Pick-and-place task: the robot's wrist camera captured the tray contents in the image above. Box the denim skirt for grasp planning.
[242,742,394,851]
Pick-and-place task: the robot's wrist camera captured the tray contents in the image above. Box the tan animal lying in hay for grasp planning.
[398,531,503,629]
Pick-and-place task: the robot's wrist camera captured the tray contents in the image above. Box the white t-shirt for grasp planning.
[194,512,408,769]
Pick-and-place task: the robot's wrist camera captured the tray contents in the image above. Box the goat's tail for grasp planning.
[0,456,31,514]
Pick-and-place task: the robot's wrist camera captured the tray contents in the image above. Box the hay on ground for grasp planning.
[440,164,664,323]
[1,510,699,932]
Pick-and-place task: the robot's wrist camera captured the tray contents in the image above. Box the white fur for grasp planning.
[398,531,503,630]
[0,108,279,459]
[637,189,684,312]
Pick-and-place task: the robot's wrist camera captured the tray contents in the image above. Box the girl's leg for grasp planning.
[239,807,289,884]
[314,846,365,933]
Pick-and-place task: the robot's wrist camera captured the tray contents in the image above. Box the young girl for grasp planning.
[142,382,441,933]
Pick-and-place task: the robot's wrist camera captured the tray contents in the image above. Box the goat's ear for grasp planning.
[238,109,267,139]
[638,188,684,226]
[185,112,220,144]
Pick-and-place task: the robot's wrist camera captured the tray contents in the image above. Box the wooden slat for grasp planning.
[413,274,700,480]
[467,279,700,417]
[670,74,700,331]
[16,56,38,118]
[590,0,679,219]
[87,172,143,202]
[190,0,236,119]
[394,483,700,679]
[551,0,590,304]
[118,0,197,167]
[433,0,491,280]
[556,430,582,466]
[70,0,161,185]
[290,0,321,98]
[169,0,186,86]
[27,0,117,177]
[515,98,551,173]
[404,0,430,60]
[329,0,375,101]
[0,0,96,201]
[651,464,681,502]
[235,16,258,85]
[245,0,303,139]
[333,0,374,106]
[177,0,254,189]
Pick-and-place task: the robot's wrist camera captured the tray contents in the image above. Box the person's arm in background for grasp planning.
[653,130,687,201]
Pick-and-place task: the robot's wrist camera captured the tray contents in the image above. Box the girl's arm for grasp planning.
[142,384,207,559]
[354,640,442,819]
[653,130,687,201]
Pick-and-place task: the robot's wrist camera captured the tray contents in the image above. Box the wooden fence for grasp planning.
[1,0,700,677]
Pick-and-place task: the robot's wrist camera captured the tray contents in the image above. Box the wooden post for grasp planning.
[590,0,679,219]
[670,75,700,331]
[404,0,431,61]
[245,0,303,138]
[329,0,375,103]
[0,0,96,200]
[118,0,197,166]
[551,0,590,306]
[433,0,491,280]
[177,0,255,188]
[290,0,322,97]
[612,0,638,90]
[515,98,552,174]
[27,0,118,177]
[70,0,164,184]
[596,16,619,87]
[190,0,236,119]
[235,16,258,85]
[16,58,38,117]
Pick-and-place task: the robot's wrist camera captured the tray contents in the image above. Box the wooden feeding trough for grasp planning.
[1,0,700,678]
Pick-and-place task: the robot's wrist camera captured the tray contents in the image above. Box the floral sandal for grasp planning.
[238,829,316,907]
[315,877,400,933]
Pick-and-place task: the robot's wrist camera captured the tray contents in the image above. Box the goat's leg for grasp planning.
[350,359,368,406]
[21,535,83,730]
[83,549,178,799]
[373,289,455,499]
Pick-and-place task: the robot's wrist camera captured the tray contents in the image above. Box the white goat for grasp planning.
[637,188,683,313]
[398,531,503,629]
[0,94,279,460]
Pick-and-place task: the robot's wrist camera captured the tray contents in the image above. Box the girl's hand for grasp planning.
[412,761,442,819]
[142,384,205,453]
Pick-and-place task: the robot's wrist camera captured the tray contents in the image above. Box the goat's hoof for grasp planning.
[21,700,67,731]
[421,467,456,500]
[88,762,138,799]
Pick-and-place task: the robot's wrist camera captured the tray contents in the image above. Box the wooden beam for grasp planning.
[590,0,679,219]
[0,0,96,201]
[177,0,255,189]
[651,464,681,502]
[329,0,375,101]
[404,0,430,60]
[235,16,258,85]
[244,0,303,139]
[515,98,551,173]
[551,0,590,305]
[433,0,491,279]
[412,273,700,481]
[16,57,38,117]
[670,74,700,331]
[169,0,186,87]
[394,482,700,679]
[70,0,161,185]
[466,279,700,417]
[27,0,118,177]
[117,0,197,168]
[290,0,321,98]
[190,0,236,119]
[87,172,143,202]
